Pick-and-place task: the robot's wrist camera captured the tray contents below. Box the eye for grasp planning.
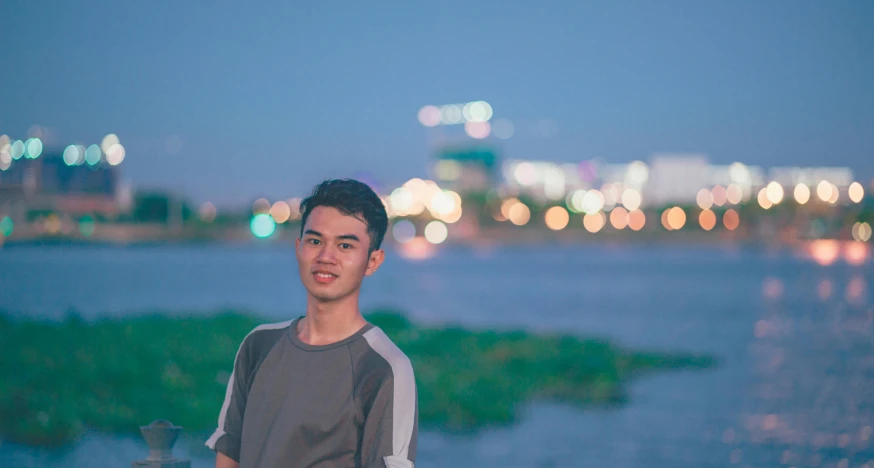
[339,243,352,249]
[308,238,321,245]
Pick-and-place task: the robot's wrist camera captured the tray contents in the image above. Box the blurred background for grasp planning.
[1,1,873,467]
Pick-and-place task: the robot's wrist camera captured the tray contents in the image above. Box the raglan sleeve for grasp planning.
[204,332,254,463]
[360,356,418,468]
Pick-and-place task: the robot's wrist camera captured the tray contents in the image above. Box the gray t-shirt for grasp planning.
[205,317,418,468]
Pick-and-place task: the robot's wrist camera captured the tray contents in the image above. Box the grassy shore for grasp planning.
[0,310,716,447]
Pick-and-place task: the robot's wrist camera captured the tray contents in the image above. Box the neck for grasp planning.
[298,293,367,346]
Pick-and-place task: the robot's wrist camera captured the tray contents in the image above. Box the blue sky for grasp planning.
[2,0,872,205]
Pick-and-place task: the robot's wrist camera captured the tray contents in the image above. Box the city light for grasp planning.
[757,188,773,209]
[464,121,491,139]
[24,138,42,159]
[85,145,102,166]
[609,206,628,230]
[199,202,217,223]
[848,182,865,203]
[10,140,24,160]
[544,206,569,230]
[816,180,833,202]
[711,185,727,206]
[665,207,686,230]
[250,214,276,238]
[723,209,740,231]
[844,242,868,266]
[100,134,120,153]
[628,209,646,231]
[419,101,494,127]
[794,184,810,204]
[0,216,13,236]
[699,209,716,231]
[583,212,605,233]
[696,189,713,210]
[852,222,872,242]
[621,188,642,211]
[252,198,270,215]
[63,145,82,166]
[106,143,125,166]
[424,220,448,244]
[78,216,96,237]
[500,198,521,219]
[270,201,291,223]
[581,190,604,215]
[417,106,441,127]
[725,184,743,204]
[809,239,840,266]
[508,202,531,226]
[765,181,784,205]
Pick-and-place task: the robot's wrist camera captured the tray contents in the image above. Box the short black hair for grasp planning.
[299,179,388,252]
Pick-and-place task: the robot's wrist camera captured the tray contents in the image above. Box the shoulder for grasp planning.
[360,326,415,384]
[238,319,294,361]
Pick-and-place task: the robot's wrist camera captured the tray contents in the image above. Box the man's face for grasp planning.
[295,206,384,303]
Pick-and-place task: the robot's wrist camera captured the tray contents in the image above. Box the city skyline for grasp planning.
[2,0,873,206]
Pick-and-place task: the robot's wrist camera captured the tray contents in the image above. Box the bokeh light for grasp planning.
[464,121,491,139]
[199,202,217,223]
[63,145,82,166]
[848,182,865,203]
[250,214,276,238]
[621,188,642,211]
[852,222,872,242]
[765,181,784,205]
[100,134,120,153]
[0,150,11,171]
[78,216,96,237]
[666,207,686,230]
[417,105,441,127]
[723,209,740,231]
[844,242,868,266]
[500,198,521,220]
[794,184,810,204]
[809,239,840,266]
[440,105,463,125]
[699,209,716,231]
[757,188,773,209]
[696,189,713,210]
[816,180,833,202]
[10,140,24,160]
[0,216,13,236]
[25,138,42,159]
[581,190,604,214]
[424,220,448,244]
[85,144,102,166]
[628,209,645,231]
[392,220,416,243]
[462,101,493,122]
[252,198,271,215]
[609,206,629,230]
[544,206,569,231]
[583,212,605,233]
[711,185,727,206]
[106,143,125,165]
[726,184,743,204]
[270,201,291,223]
[508,202,531,226]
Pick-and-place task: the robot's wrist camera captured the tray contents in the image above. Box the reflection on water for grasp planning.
[804,240,870,267]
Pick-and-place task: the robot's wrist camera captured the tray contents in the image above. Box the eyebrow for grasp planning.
[303,229,361,242]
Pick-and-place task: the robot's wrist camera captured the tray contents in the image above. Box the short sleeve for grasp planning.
[204,333,254,462]
[360,361,418,468]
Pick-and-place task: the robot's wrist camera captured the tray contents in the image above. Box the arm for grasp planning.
[360,359,418,468]
[205,334,253,465]
[215,451,239,468]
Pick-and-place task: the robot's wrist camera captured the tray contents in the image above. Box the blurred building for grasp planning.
[0,148,130,219]
[430,145,499,194]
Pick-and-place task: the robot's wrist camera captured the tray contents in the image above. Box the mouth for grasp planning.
[312,271,338,285]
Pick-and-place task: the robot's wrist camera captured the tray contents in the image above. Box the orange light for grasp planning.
[609,206,629,230]
[628,209,646,231]
[667,207,686,230]
[583,212,605,233]
[723,209,740,231]
[661,209,672,230]
[699,209,716,231]
[544,206,569,231]
[844,241,868,266]
[809,239,840,266]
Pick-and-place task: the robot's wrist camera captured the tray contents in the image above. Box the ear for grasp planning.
[364,249,385,276]
[295,237,300,251]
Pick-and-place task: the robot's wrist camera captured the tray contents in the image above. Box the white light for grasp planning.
[106,143,125,165]
[430,191,455,216]
[464,121,491,139]
[440,105,463,125]
[625,161,649,186]
[581,190,605,214]
[100,134,120,153]
[729,162,750,184]
[417,105,441,127]
[621,188,642,211]
[424,221,448,244]
[63,145,81,166]
[390,187,414,214]
[514,162,538,186]
[462,101,493,122]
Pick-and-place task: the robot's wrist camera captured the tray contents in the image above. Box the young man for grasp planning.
[206,179,418,468]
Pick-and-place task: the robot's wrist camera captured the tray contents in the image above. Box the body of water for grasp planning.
[1,244,872,467]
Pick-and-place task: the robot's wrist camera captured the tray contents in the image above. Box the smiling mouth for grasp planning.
[313,272,338,284]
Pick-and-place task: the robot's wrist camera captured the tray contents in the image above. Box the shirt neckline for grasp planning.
[286,316,374,351]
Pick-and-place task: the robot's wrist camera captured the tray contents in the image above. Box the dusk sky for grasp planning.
[2,1,872,206]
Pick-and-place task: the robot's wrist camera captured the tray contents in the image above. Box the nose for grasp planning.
[315,243,338,264]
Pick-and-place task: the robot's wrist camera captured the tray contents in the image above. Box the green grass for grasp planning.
[0,310,716,447]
